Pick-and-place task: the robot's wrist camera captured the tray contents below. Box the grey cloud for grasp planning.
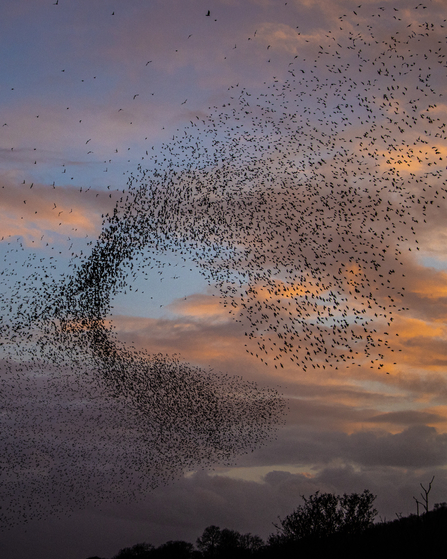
[347,425,447,468]
[367,410,444,425]
[232,423,447,470]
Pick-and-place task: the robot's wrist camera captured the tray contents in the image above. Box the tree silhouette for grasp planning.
[239,533,264,554]
[270,489,377,544]
[154,540,195,558]
[413,476,435,516]
[112,542,154,559]
[196,526,264,558]
[196,526,222,558]
[339,490,378,535]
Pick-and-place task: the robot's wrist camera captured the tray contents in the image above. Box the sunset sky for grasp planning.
[1,1,447,558]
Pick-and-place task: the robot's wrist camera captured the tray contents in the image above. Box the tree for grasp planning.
[218,528,243,553]
[154,540,195,558]
[196,526,222,558]
[272,491,342,542]
[239,533,264,554]
[413,476,435,516]
[113,542,154,559]
[270,489,377,544]
[339,490,378,534]
[196,526,263,558]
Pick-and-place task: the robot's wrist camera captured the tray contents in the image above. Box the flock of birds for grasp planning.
[1,1,447,530]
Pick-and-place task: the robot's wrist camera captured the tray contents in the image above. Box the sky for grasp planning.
[1,0,447,558]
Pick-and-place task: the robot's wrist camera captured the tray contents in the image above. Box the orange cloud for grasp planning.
[406,272,447,301]
[391,317,446,340]
[0,181,118,245]
[167,293,228,321]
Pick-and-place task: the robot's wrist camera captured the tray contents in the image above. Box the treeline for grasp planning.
[86,491,447,559]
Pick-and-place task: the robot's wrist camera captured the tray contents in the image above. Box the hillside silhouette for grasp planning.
[85,493,447,559]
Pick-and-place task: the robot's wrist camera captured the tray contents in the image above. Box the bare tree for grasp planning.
[413,476,435,516]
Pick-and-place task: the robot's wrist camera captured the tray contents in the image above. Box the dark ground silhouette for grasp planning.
[86,494,447,559]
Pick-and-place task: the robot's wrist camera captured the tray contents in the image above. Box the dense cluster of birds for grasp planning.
[1,1,446,530]
[95,3,446,373]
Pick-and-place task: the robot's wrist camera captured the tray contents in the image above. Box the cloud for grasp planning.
[233,421,447,471]
[167,293,229,321]
[0,180,118,244]
[109,282,447,425]
[346,425,447,468]
[367,410,445,425]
